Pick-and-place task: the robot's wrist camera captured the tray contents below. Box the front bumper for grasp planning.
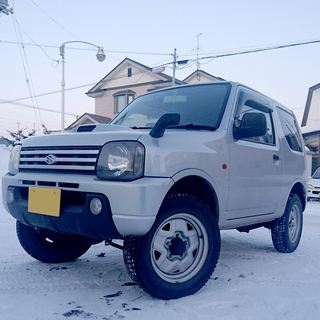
[307,188,320,200]
[2,173,173,239]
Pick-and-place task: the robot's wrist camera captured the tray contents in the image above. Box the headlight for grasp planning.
[96,141,145,180]
[8,144,22,175]
[308,184,314,189]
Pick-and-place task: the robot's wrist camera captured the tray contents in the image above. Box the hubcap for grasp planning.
[288,204,301,243]
[166,232,189,259]
[150,213,208,283]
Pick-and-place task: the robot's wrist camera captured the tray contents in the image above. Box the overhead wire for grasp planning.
[198,39,320,62]
[0,83,97,105]
[29,0,81,41]
[0,40,173,56]
[2,33,320,135]
[2,0,85,136]
[0,99,79,116]
[3,37,320,105]
[11,13,43,134]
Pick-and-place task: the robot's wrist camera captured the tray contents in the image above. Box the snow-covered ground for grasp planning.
[1,146,320,320]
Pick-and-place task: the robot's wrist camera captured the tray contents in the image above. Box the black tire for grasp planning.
[16,221,92,263]
[123,194,221,299]
[271,194,303,253]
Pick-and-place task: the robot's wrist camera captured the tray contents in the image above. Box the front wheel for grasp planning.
[16,221,92,263]
[271,194,303,253]
[123,194,221,299]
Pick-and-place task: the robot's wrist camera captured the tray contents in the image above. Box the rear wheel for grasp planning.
[16,221,92,263]
[123,194,221,299]
[271,194,303,253]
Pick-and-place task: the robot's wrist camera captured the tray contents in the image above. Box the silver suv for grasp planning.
[2,82,307,299]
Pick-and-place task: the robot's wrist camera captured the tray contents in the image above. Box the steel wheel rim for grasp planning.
[288,203,301,243]
[150,213,209,283]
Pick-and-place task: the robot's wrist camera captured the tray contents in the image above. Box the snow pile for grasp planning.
[1,145,320,319]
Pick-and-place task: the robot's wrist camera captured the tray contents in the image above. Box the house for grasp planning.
[86,58,224,121]
[67,113,111,129]
[300,83,320,176]
[183,69,225,84]
[301,83,320,127]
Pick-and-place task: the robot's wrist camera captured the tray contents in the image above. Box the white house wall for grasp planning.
[185,73,218,84]
[94,60,176,119]
[95,83,162,119]
[306,88,320,126]
[98,64,162,90]
[89,58,222,121]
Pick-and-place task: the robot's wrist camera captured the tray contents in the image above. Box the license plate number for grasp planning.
[28,187,61,217]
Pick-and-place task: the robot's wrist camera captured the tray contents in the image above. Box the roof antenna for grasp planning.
[195,33,203,70]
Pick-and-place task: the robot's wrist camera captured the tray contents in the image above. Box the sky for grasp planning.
[1,0,320,138]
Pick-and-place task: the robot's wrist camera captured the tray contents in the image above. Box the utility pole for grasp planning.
[0,0,13,15]
[59,41,105,133]
[60,44,66,133]
[172,48,177,86]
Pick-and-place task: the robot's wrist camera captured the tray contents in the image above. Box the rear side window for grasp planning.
[277,107,303,152]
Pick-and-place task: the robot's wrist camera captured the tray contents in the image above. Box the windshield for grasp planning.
[110,83,231,130]
[312,168,320,179]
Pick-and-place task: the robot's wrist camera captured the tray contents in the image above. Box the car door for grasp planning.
[227,88,281,224]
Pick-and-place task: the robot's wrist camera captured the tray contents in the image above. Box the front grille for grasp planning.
[19,146,100,175]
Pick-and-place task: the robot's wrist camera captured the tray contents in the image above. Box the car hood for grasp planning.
[19,124,144,148]
[308,177,320,187]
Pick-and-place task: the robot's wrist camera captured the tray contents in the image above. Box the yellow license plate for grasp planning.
[28,187,61,217]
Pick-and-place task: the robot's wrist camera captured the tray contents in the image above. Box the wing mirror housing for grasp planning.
[149,113,180,138]
[233,112,267,140]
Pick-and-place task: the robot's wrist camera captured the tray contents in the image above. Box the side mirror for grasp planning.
[233,112,267,140]
[149,113,180,138]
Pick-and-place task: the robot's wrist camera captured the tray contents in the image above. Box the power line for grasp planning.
[0,83,97,104]
[0,99,79,116]
[9,15,59,63]
[0,40,173,56]
[29,0,81,41]
[2,37,320,60]
[199,39,320,61]
[2,38,320,106]
[154,38,320,76]
[11,13,43,133]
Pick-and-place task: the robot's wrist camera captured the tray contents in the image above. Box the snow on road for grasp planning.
[1,146,320,320]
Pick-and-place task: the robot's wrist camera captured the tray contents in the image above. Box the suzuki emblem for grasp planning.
[45,154,57,165]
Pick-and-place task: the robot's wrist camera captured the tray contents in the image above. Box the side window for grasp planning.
[277,107,303,152]
[234,92,275,145]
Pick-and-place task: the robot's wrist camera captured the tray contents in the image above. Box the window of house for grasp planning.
[304,133,320,174]
[114,91,135,114]
[127,94,134,105]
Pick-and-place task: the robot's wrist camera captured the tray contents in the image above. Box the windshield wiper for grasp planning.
[131,126,152,129]
[131,124,217,132]
[169,124,217,131]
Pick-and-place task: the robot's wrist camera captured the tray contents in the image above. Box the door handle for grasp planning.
[273,154,280,161]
